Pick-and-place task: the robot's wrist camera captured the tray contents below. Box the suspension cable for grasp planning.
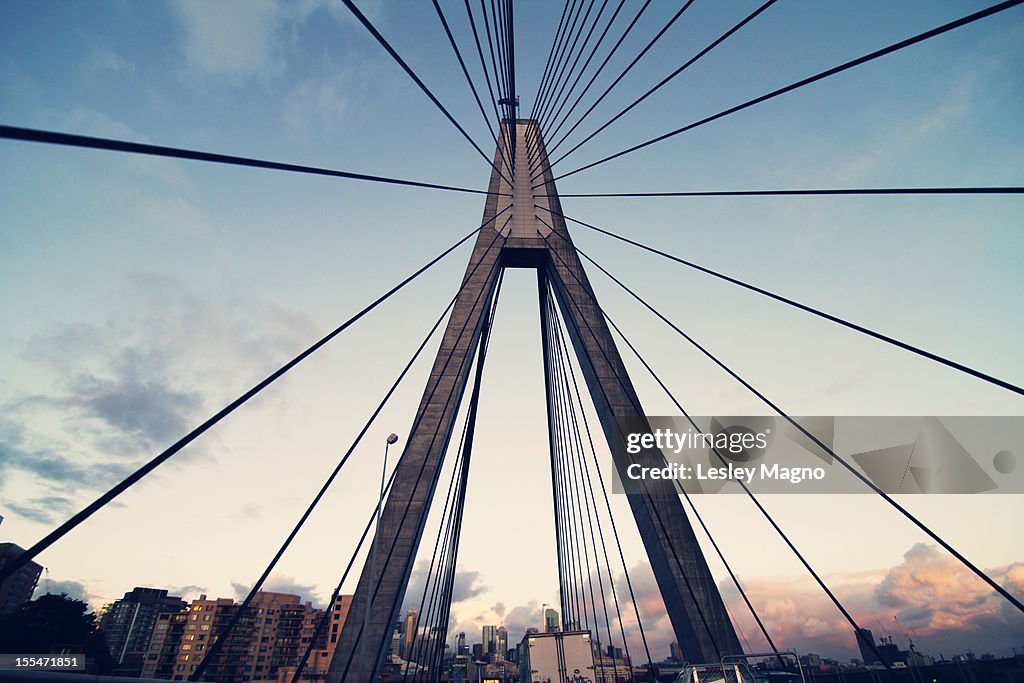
[536,0,697,177]
[190,271,475,681]
[0,219,497,584]
[539,223,725,659]
[557,291,654,675]
[0,125,507,196]
[549,294,623,679]
[539,272,573,625]
[528,0,575,121]
[536,0,604,134]
[549,231,782,656]
[547,0,778,169]
[539,224,889,666]
[464,0,507,137]
[334,223,511,680]
[601,314,782,656]
[547,0,1024,183]
[540,206,1024,398]
[533,0,628,161]
[556,186,1024,197]
[532,0,586,129]
[549,300,598,635]
[431,0,512,174]
[339,0,512,187]
[539,0,655,163]
[567,234,1024,616]
[289,460,398,683]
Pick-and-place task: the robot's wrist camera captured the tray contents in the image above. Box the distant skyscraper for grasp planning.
[482,625,498,655]
[456,631,468,656]
[669,641,684,662]
[0,543,41,616]
[98,587,186,676]
[544,608,559,633]
[496,627,508,658]
[403,610,420,661]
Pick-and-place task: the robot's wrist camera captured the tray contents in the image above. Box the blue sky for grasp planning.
[2,0,1023,660]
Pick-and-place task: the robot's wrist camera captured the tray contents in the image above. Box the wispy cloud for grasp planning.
[0,273,317,525]
[169,0,353,85]
[80,45,136,80]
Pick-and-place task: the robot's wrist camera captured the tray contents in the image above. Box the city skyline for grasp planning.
[2,0,1023,667]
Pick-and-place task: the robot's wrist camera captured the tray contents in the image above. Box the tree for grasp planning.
[0,593,114,673]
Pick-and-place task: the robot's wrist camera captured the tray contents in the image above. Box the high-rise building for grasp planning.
[142,595,238,681]
[99,587,187,676]
[543,608,559,633]
[456,632,468,656]
[495,627,508,659]
[143,611,190,680]
[281,593,351,683]
[669,641,684,662]
[402,610,419,661]
[140,591,341,683]
[482,625,497,655]
[0,542,42,616]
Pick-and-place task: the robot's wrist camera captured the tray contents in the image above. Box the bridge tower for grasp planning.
[327,120,741,681]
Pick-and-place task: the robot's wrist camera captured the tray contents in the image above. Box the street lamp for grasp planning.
[361,432,399,674]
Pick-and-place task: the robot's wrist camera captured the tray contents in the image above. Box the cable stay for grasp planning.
[551,287,656,676]
[0,125,508,196]
[544,0,1024,184]
[539,224,893,669]
[188,239,491,681]
[554,229,1024,617]
[556,186,1024,197]
[601,308,895,669]
[538,205,1024,398]
[334,222,510,680]
[407,271,501,683]
[535,0,606,136]
[0,216,505,585]
[340,0,512,187]
[431,0,513,176]
[290,464,401,683]
[544,0,779,171]
[546,292,636,680]
[463,0,510,149]
[531,0,587,128]
[528,0,576,122]
[536,0,697,178]
[556,276,784,658]
[535,0,655,166]
[539,222,727,661]
[529,0,628,162]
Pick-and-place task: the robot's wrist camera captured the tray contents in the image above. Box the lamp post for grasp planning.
[361,432,399,674]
